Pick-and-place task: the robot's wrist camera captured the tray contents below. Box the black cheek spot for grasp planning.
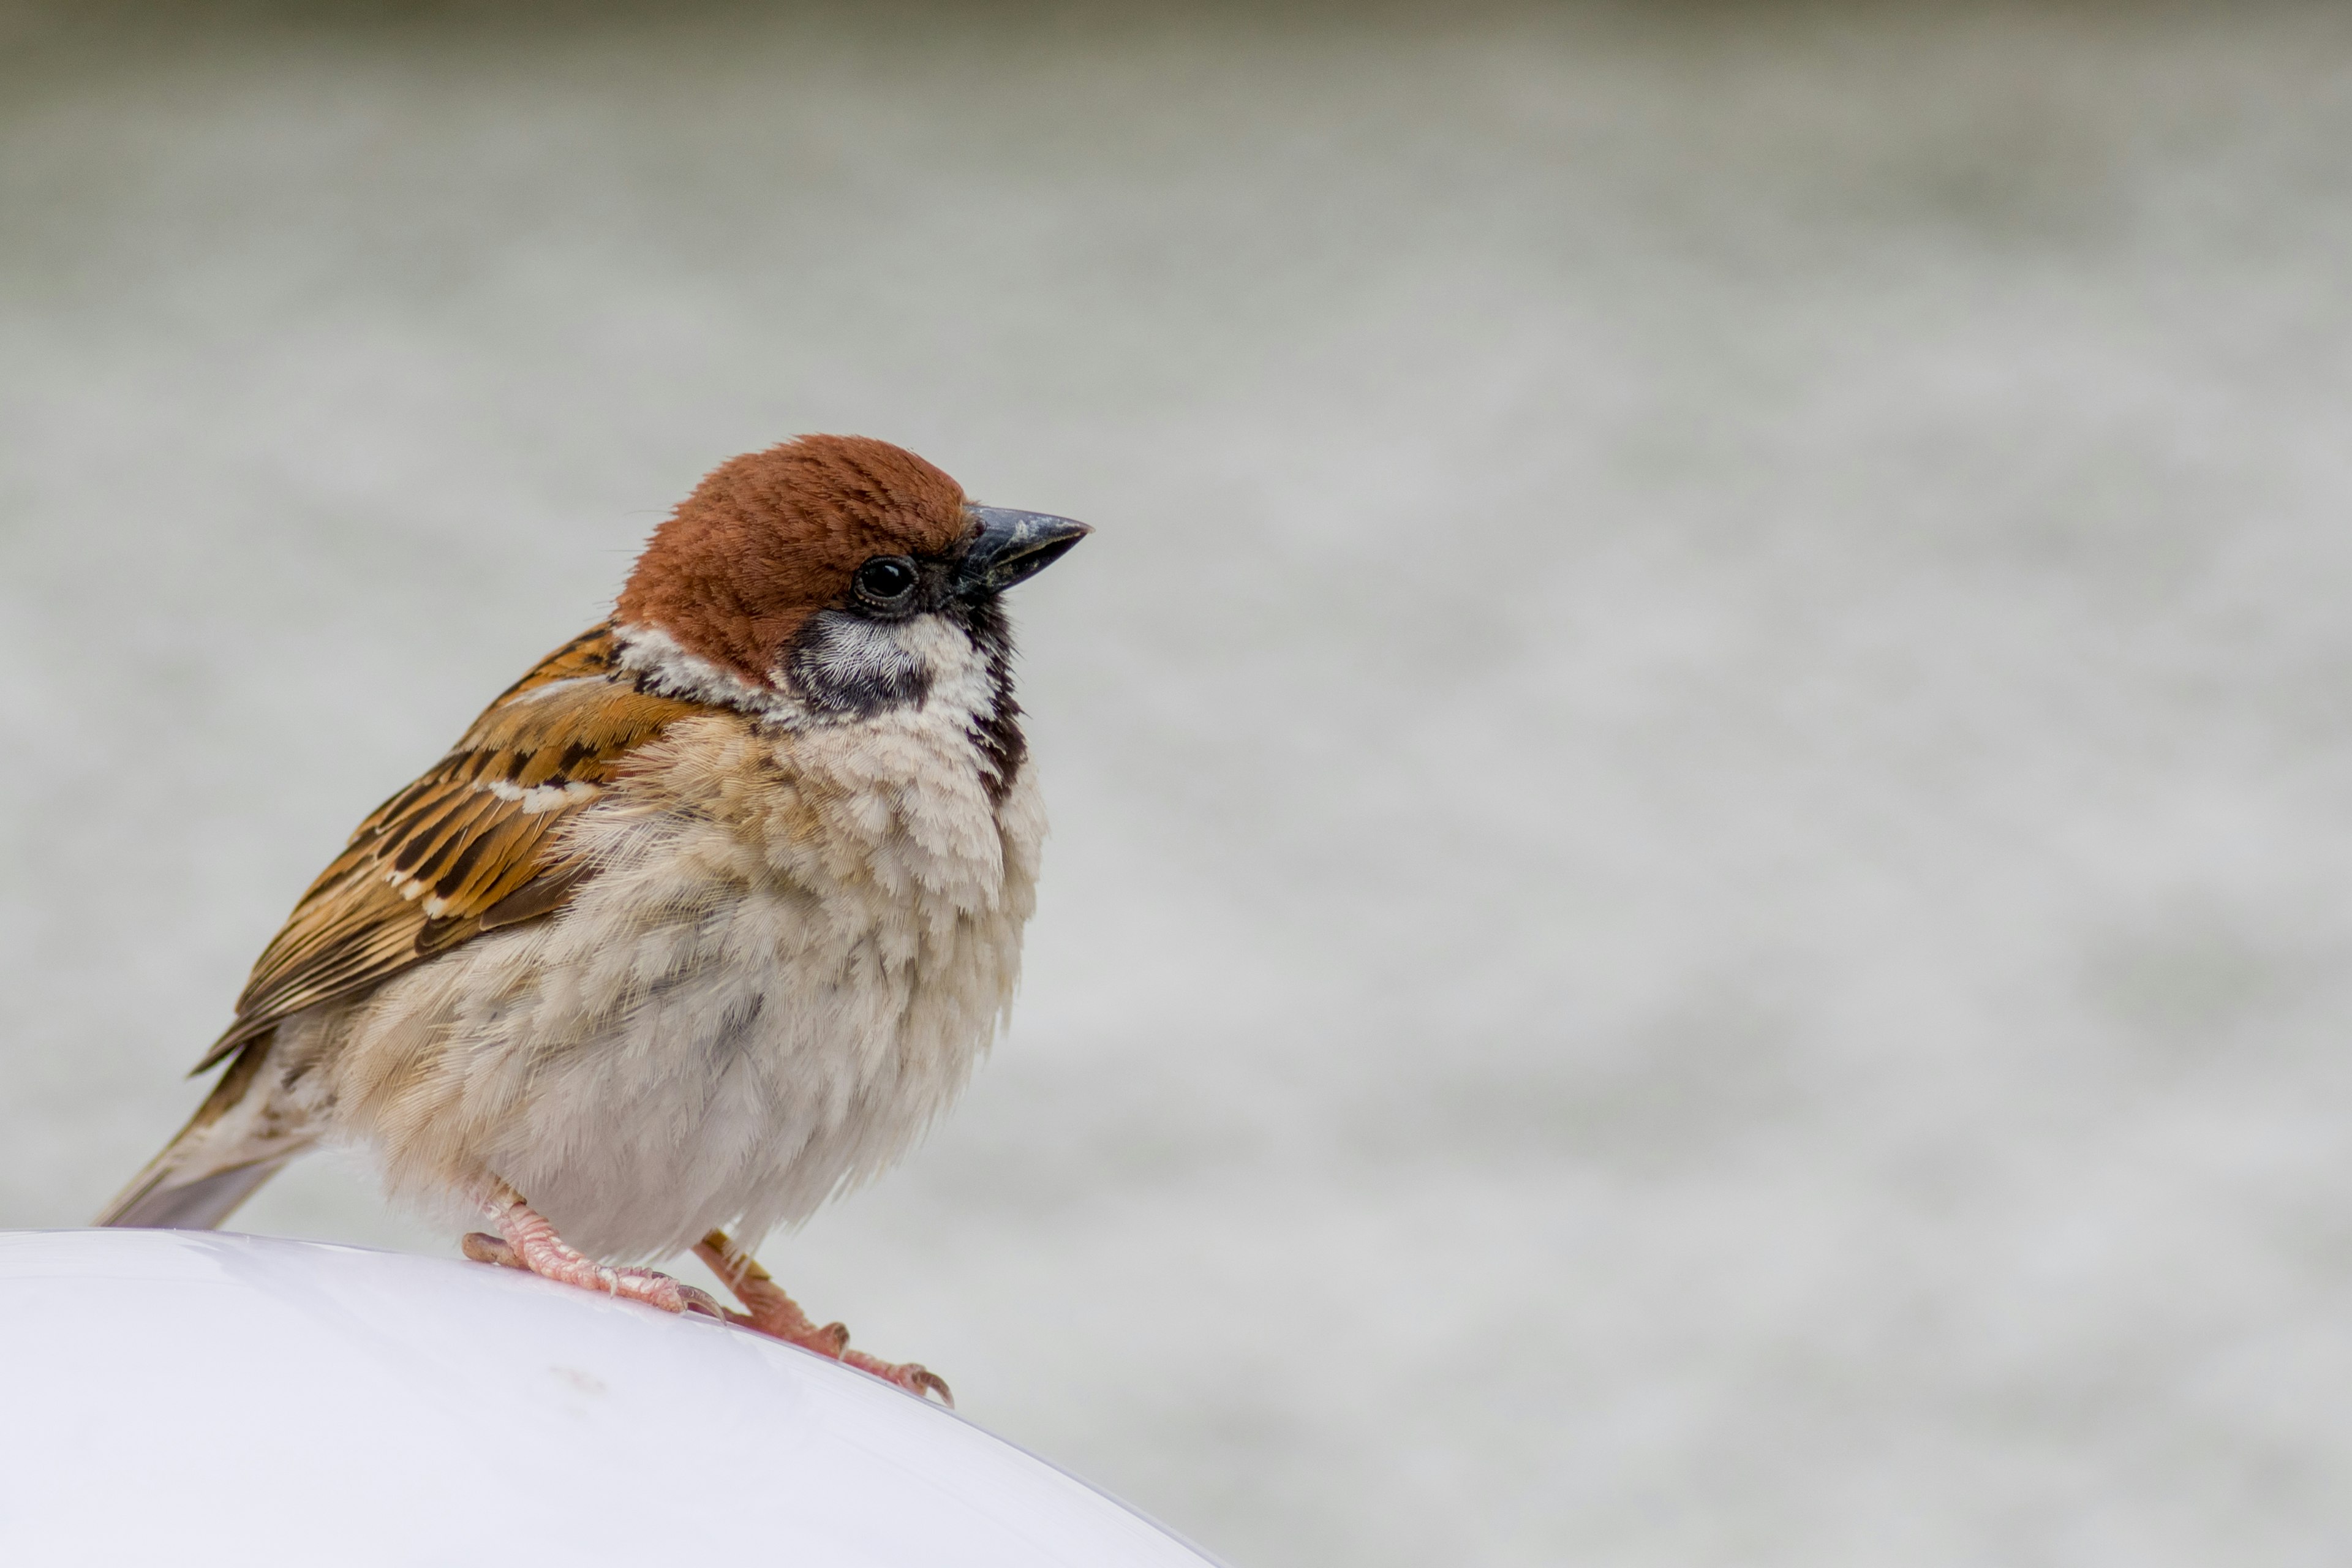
[785,611,933,718]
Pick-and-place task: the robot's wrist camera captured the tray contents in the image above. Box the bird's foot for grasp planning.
[837,1346,954,1405]
[694,1229,951,1406]
[467,1190,723,1320]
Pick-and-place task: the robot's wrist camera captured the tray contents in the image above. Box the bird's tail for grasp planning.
[95,1035,312,1229]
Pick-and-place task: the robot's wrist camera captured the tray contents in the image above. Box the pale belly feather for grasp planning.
[309,709,1044,1261]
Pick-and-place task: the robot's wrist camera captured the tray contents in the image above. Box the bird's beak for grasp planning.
[956,507,1092,596]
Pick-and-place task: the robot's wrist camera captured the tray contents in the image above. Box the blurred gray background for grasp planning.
[8,2,2352,1562]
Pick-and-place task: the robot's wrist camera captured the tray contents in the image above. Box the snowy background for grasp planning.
[9,3,2352,1563]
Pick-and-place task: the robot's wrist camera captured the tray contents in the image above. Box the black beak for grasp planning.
[956,506,1092,596]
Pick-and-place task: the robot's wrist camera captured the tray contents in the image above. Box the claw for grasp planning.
[841,1348,952,1406]
[673,1283,726,1319]
[600,1265,724,1319]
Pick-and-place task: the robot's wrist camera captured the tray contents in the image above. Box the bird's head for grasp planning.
[614,434,1088,723]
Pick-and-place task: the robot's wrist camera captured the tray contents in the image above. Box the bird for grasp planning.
[96,434,1090,1403]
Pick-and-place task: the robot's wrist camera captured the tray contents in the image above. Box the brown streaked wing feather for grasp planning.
[192,625,701,1074]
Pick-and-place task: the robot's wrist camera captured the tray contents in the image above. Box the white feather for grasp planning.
[295,612,1043,1260]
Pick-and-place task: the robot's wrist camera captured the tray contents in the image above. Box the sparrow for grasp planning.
[96,434,1090,1402]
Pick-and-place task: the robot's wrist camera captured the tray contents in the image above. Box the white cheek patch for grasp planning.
[785,611,940,718]
[612,622,794,722]
[615,612,999,739]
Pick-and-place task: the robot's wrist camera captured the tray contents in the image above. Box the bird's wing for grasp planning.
[194,624,701,1072]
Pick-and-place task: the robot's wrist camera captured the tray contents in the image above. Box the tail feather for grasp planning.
[96,1033,312,1230]
[97,1157,292,1230]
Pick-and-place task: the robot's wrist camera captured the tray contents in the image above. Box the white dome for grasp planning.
[0,1230,1218,1567]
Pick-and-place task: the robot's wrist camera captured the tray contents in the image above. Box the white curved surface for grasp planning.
[0,1230,1217,1566]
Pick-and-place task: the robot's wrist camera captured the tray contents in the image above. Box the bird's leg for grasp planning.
[694,1229,951,1406]
[461,1183,722,1319]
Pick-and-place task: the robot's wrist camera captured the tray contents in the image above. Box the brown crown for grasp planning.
[616,434,971,681]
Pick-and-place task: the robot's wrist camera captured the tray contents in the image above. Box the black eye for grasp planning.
[854,556,918,607]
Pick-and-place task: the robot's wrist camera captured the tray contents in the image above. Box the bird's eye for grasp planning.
[854,556,918,607]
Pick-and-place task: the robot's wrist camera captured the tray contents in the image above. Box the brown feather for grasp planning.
[615,434,973,684]
[192,625,699,1074]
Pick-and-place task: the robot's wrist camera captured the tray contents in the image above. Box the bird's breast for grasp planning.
[340,704,1046,1259]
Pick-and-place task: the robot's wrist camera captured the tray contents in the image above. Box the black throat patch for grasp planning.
[960,597,1025,807]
